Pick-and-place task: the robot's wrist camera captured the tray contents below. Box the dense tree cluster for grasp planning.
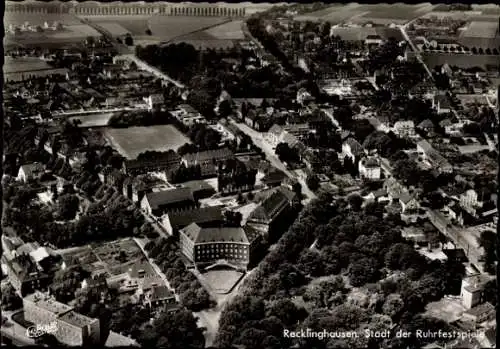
[216,193,466,349]
[1,284,23,311]
[145,238,215,311]
[275,142,300,164]
[4,182,145,248]
[108,109,173,128]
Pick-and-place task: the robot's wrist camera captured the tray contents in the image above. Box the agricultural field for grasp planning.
[204,20,245,40]
[4,57,52,73]
[4,13,82,26]
[83,15,152,36]
[5,24,102,47]
[103,125,191,159]
[148,16,229,42]
[351,3,435,25]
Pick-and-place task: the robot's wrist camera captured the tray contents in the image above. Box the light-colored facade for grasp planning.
[358,156,381,180]
[23,292,100,346]
[392,120,415,138]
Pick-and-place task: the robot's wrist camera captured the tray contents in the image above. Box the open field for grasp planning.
[148,16,229,42]
[204,20,245,40]
[69,113,114,128]
[295,3,435,24]
[5,24,102,47]
[4,13,82,26]
[4,57,52,73]
[82,15,152,35]
[104,125,190,159]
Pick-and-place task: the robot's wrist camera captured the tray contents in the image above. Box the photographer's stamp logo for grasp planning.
[26,322,58,338]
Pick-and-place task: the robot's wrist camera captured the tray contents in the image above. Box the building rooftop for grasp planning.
[248,187,295,224]
[463,302,495,318]
[163,205,224,231]
[144,188,195,211]
[149,285,175,302]
[344,137,364,155]
[59,310,98,328]
[183,148,234,164]
[24,292,73,316]
[128,260,156,279]
[18,163,45,178]
[181,223,249,244]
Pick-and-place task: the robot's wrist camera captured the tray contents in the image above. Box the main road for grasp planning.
[398,24,434,81]
[230,120,317,203]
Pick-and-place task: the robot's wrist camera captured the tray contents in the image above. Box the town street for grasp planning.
[230,120,317,203]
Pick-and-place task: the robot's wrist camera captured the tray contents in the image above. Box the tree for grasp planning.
[347,194,363,211]
[224,210,243,227]
[382,293,404,319]
[477,230,496,274]
[145,29,152,35]
[124,34,134,46]
[297,249,325,276]
[1,284,22,310]
[57,194,80,220]
[306,174,320,191]
[348,257,380,287]
[266,299,307,327]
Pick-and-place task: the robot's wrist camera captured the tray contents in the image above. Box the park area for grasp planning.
[148,16,229,42]
[103,125,190,159]
[204,20,245,40]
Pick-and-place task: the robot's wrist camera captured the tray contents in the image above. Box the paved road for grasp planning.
[133,237,179,302]
[230,120,317,203]
[398,25,434,81]
[116,54,185,89]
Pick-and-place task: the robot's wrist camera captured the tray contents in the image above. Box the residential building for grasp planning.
[417,139,453,174]
[3,254,52,296]
[122,151,181,176]
[81,274,108,291]
[170,104,206,126]
[182,148,234,177]
[143,94,164,111]
[358,156,381,180]
[142,285,177,313]
[460,274,493,309]
[342,137,366,161]
[365,34,383,45]
[140,188,196,216]
[392,120,415,138]
[462,302,495,324]
[432,94,452,114]
[23,292,101,346]
[17,162,45,182]
[179,223,250,271]
[160,205,224,236]
[417,119,435,134]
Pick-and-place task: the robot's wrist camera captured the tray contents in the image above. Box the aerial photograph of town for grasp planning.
[0,1,498,348]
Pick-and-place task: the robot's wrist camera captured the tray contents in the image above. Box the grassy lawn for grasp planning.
[104,125,190,159]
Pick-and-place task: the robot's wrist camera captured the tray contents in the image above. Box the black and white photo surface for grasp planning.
[1,1,499,348]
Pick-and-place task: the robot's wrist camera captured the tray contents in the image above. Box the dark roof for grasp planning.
[144,188,195,210]
[463,302,495,318]
[150,285,175,302]
[183,148,233,164]
[181,223,249,244]
[128,260,156,278]
[124,152,181,171]
[262,170,287,185]
[166,206,224,230]
[344,137,364,155]
[248,187,294,224]
[434,94,452,109]
[19,163,45,177]
[84,274,108,288]
[417,119,434,129]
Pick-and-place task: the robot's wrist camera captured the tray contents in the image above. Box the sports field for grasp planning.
[104,125,191,159]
